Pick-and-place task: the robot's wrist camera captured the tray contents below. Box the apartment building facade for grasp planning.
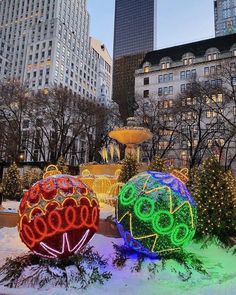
[135,33,236,170]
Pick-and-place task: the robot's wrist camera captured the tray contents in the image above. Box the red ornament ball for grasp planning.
[18,174,99,259]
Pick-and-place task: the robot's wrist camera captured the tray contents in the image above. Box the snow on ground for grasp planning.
[0,201,235,294]
[0,225,235,295]
[0,200,20,212]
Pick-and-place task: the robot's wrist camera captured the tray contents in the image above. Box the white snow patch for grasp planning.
[0,223,235,294]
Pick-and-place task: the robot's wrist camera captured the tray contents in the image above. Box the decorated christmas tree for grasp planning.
[118,154,138,183]
[56,156,69,174]
[189,157,236,243]
[148,155,165,171]
[2,162,22,201]
[22,168,42,189]
[148,155,173,172]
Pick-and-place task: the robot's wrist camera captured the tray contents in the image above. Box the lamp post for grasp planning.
[19,151,25,162]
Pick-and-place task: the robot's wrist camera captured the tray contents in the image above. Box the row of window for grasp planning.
[27,67,50,79]
[143,65,235,85]
[143,50,236,73]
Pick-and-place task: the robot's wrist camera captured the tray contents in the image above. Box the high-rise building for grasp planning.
[214,0,236,36]
[90,37,112,107]
[0,0,112,105]
[113,0,157,122]
[113,0,156,59]
[0,0,113,167]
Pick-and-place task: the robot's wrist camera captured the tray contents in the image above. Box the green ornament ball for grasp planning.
[116,171,197,258]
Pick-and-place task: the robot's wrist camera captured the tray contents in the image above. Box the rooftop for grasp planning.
[140,33,236,67]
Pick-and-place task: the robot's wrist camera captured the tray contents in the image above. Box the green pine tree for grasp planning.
[22,168,42,189]
[148,155,173,172]
[56,156,69,174]
[2,162,23,201]
[190,157,236,243]
[118,155,139,183]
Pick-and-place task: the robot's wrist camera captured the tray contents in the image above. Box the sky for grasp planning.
[87,0,215,57]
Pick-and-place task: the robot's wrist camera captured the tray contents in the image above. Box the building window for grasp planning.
[207,54,212,61]
[204,67,209,76]
[216,65,221,74]
[183,58,193,65]
[206,110,217,118]
[232,76,236,85]
[191,69,196,78]
[210,66,215,74]
[143,90,149,98]
[23,120,29,129]
[180,84,186,93]
[207,53,218,61]
[144,66,150,73]
[207,139,213,147]
[186,70,191,79]
[144,77,149,85]
[161,63,166,69]
[159,73,173,83]
[158,86,173,95]
[180,71,185,80]
[163,99,173,108]
[158,75,163,83]
[183,59,188,65]
[206,94,223,104]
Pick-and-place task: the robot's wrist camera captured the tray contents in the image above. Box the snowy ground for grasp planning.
[0,201,235,295]
[0,200,19,212]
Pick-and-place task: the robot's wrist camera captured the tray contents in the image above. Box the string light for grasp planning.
[19,166,99,259]
[116,171,197,258]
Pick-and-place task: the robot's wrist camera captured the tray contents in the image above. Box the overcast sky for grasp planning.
[87,0,215,56]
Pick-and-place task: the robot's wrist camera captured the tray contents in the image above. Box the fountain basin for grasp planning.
[109,128,153,145]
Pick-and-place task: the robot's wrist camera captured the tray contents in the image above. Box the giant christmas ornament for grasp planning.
[18,165,99,259]
[116,170,197,258]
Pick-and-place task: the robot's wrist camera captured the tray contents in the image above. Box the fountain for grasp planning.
[109,117,153,159]
[80,117,153,203]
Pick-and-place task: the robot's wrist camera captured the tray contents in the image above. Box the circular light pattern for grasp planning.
[134,197,155,221]
[152,210,174,234]
[171,224,190,246]
[120,183,136,205]
[116,171,197,258]
[18,173,99,259]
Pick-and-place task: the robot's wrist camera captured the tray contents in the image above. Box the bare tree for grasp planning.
[173,83,223,169]
[135,95,180,161]
[85,101,122,162]
[179,62,236,170]
[28,86,114,164]
[0,80,29,163]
